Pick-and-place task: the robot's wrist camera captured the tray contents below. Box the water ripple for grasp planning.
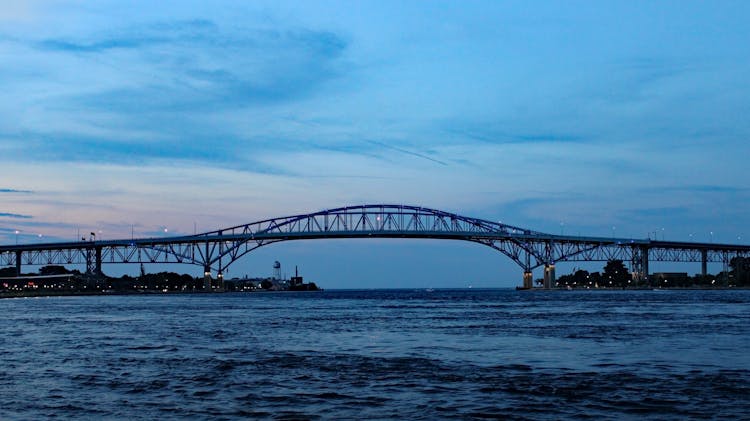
[1,289,749,419]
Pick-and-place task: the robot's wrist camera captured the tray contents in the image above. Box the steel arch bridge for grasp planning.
[2,204,749,288]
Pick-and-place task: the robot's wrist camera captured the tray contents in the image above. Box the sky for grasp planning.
[1,1,749,288]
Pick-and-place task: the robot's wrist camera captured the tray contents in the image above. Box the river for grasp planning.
[1,289,749,419]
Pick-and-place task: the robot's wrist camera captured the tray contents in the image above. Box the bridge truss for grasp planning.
[2,205,749,287]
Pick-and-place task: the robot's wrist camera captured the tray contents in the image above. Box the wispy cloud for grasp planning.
[0,212,32,219]
[32,21,349,112]
[639,185,748,194]
[35,19,216,53]
[365,140,447,166]
[0,188,32,193]
[0,19,353,172]
[443,121,585,146]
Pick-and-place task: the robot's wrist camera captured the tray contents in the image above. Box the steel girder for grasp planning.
[2,204,750,274]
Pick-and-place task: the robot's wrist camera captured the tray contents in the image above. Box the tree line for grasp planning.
[554,257,750,288]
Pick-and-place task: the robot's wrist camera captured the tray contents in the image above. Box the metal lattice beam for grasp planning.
[2,204,750,276]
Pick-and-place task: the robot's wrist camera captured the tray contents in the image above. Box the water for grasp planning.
[1,289,749,420]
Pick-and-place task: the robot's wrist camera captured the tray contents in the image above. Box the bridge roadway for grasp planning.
[2,204,749,288]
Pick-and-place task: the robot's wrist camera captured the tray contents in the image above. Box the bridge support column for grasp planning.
[701,250,708,278]
[543,264,555,289]
[217,271,224,292]
[203,265,212,291]
[15,250,21,277]
[641,247,649,286]
[630,246,649,287]
[95,246,102,275]
[523,271,533,289]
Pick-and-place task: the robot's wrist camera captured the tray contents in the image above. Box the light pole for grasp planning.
[15,230,19,245]
[710,231,714,243]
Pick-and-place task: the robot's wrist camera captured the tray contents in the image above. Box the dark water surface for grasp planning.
[1,289,749,420]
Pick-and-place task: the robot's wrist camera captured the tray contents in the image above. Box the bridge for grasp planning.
[2,204,749,288]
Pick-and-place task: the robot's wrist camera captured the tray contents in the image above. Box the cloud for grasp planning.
[0,18,355,173]
[0,188,32,193]
[35,19,217,53]
[30,21,349,112]
[365,140,447,166]
[442,121,585,146]
[640,185,748,194]
[620,206,691,219]
[0,212,32,219]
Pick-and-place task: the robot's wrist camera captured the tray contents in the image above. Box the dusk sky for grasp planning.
[2,1,749,288]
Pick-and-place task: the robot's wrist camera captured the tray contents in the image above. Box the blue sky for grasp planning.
[1,1,749,287]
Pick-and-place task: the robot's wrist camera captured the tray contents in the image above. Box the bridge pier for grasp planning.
[15,250,21,277]
[95,246,102,275]
[543,264,555,289]
[203,265,212,291]
[631,246,649,286]
[217,271,224,292]
[522,271,533,289]
[701,250,708,278]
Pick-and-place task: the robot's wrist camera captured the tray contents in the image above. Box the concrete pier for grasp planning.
[203,265,212,290]
[523,271,533,289]
[543,264,556,289]
[15,250,21,277]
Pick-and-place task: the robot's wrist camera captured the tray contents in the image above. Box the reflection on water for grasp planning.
[1,289,749,419]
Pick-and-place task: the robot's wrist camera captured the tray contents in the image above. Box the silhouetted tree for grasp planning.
[0,267,17,277]
[730,257,750,287]
[39,265,71,275]
[603,260,630,287]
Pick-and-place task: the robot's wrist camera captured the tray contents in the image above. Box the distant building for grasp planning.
[290,266,303,287]
[651,272,689,285]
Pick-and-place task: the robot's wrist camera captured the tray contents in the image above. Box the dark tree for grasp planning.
[730,257,750,287]
[39,265,71,275]
[603,260,630,287]
[260,279,274,289]
[0,267,17,277]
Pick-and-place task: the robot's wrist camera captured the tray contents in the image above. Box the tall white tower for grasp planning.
[273,261,281,280]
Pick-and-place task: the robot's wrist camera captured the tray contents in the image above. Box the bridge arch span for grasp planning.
[192,204,542,274]
[4,204,750,288]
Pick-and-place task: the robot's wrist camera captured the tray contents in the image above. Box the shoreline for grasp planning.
[2,286,747,299]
